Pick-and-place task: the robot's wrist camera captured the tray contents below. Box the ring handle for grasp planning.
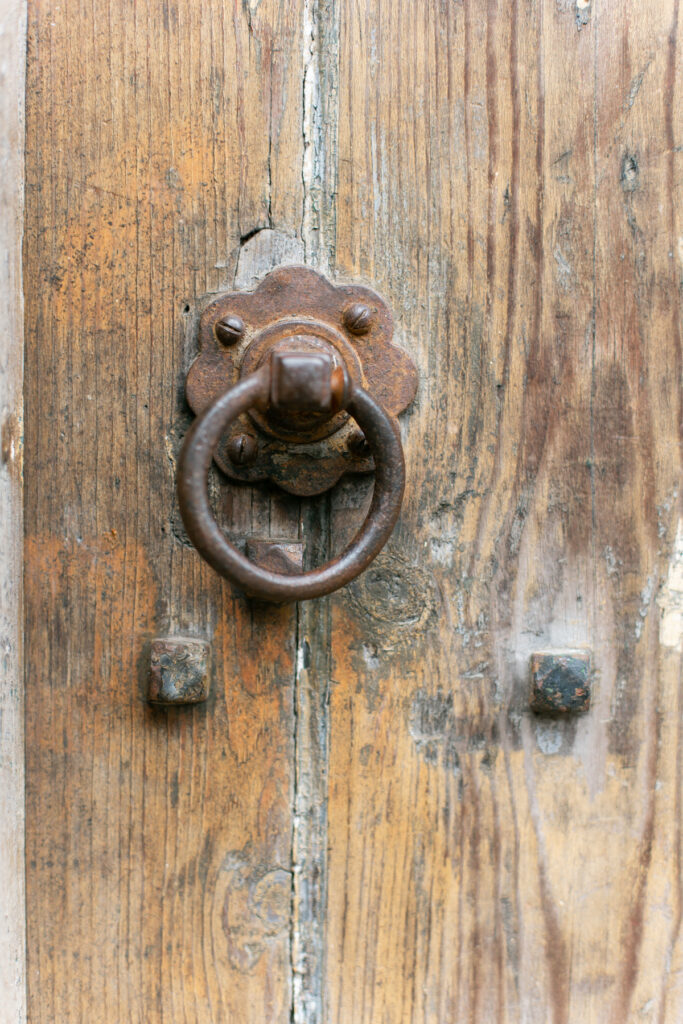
[177,356,405,602]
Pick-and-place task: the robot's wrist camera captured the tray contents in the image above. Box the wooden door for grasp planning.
[18,0,682,1021]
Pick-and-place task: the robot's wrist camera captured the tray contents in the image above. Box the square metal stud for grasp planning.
[148,637,210,705]
[246,539,304,576]
[270,351,332,412]
[529,651,591,715]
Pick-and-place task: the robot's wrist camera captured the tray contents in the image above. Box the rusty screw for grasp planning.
[215,314,245,346]
[343,303,373,335]
[529,652,591,715]
[226,432,258,467]
[348,428,371,457]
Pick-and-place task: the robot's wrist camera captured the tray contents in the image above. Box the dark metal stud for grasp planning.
[148,637,210,705]
[529,652,591,715]
[246,539,304,576]
[270,352,333,413]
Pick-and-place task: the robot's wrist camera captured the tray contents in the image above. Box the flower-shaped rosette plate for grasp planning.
[185,266,418,496]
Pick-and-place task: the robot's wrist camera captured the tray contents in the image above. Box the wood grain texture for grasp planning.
[326,1,683,1022]
[23,1,307,1020]
[23,0,683,1022]
[0,1,27,1020]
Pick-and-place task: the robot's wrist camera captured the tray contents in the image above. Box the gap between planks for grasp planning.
[291,2,340,1022]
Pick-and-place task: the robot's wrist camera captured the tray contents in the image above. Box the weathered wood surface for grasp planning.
[24,2,306,1021]
[326,1,683,1022]
[0,1,26,1021]
[23,0,683,1022]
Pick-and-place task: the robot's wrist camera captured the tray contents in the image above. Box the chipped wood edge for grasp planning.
[0,0,26,1021]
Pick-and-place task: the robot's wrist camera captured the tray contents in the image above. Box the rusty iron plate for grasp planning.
[184,266,417,496]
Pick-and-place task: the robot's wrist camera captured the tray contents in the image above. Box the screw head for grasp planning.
[215,314,245,345]
[348,428,371,457]
[226,433,258,467]
[343,303,373,335]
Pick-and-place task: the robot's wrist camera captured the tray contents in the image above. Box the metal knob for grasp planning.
[177,351,405,602]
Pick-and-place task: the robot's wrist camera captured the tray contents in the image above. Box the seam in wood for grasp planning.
[291,3,340,1021]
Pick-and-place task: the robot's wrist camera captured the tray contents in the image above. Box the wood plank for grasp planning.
[23,2,306,1020]
[592,4,683,1019]
[0,1,27,1020]
[326,0,682,1021]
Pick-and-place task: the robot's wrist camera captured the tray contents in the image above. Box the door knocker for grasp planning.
[177,266,417,601]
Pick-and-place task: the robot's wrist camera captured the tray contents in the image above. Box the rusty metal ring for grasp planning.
[177,364,405,602]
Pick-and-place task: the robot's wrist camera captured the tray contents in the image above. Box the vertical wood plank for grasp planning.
[325,0,682,1021]
[0,1,26,1020]
[592,4,683,1019]
[23,2,306,1020]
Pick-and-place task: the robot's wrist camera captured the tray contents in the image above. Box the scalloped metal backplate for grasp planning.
[185,265,418,496]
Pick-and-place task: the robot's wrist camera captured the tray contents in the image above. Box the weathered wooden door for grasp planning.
[12,0,683,1020]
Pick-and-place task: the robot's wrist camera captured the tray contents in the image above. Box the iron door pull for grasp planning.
[176,266,417,602]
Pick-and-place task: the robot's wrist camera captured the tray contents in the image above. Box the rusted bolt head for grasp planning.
[148,637,210,705]
[529,652,591,715]
[226,433,258,466]
[348,428,371,457]
[215,314,245,345]
[343,302,373,335]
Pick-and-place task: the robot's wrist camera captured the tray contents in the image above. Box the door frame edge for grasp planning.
[0,0,27,1020]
